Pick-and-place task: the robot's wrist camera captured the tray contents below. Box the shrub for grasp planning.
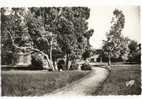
[57,59,67,71]
[81,63,92,70]
[31,53,44,69]
[69,64,78,70]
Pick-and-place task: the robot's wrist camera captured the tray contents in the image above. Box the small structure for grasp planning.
[15,48,32,67]
[89,49,103,63]
[15,33,33,67]
[89,54,100,62]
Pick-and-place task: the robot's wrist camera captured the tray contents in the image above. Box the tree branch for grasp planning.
[7,31,21,50]
[7,31,54,69]
[53,8,63,22]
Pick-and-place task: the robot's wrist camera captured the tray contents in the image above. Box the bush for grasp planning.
[31,53,44,69]
[81,63,92,70]
[57,59,66,71]
[1,51,14,65]
[127,52,141,64]
[69,64,78,70]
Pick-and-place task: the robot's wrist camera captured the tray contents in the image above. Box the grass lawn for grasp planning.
[1,64,141,96]
[94,64,141,95]
[1,70,89,96]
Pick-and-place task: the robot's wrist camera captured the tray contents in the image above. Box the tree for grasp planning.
[84,29,94,47]
[29,7,64,70]
[1,7,94,70]
[1,8,31,65]
[82,48,91,60]
[40,7,93,69]
[102,9,128,65]
[1,8,54,70]
[128,40,141,63]
[55,7,93,69]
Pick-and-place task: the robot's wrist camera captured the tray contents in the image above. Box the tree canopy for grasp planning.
[102,9,129,65]
[1,7,94,69]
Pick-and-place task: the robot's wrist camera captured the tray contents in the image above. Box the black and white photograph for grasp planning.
[0,1,141,97]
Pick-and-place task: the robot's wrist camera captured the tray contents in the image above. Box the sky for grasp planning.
[88,6,140,49]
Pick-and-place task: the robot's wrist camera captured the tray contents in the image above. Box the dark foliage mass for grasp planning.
[31,53,44,69]
[1,7,94,69]
[69,60,79,70]
[127,41,141,63]
[81,63,92,70]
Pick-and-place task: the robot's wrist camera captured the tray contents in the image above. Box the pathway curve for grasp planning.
[46,67,110,96]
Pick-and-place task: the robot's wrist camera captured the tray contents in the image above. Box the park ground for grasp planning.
[95,64,141,95]
[1,63,141,96]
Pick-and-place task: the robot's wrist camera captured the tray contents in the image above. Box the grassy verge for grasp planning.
[94,64,141,95]
[2,70,89,96]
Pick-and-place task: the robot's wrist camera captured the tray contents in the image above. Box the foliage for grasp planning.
[1,8,30,65]
[57,59,66,70]
[1,7,94,69]
[27,16,50,54]
[69,65,79,70]
[81,62,92,70]
[102,9,129,65]
[69,60,79,70]
[82,49,91,60]
[127,40,141,63]
[30,52,44,69]
[51,7,93,68]
[56,7,93,60]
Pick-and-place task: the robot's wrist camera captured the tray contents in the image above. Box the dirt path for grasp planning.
[46,67,110,96]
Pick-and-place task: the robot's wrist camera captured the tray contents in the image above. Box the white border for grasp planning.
[0,0,142,7]
[0,0,142,99]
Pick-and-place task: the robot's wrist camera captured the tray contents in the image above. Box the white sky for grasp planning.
[88,6,140,49]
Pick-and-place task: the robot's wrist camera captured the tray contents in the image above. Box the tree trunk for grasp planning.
[50,39,52,61]
[8,31,54,70]
[65,53,69,70]
[87,38,90,47]
[108,52,111,66]
[100,57,102,63]
[49,34,55,70]
[31,48,54,70]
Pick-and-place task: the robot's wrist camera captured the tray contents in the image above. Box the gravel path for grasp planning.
[46,67,110,96]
